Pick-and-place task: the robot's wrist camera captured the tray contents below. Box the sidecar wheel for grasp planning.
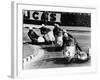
[77,51,88,61]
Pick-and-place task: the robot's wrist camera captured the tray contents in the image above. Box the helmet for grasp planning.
[37,36,45,42]
[77,51,88,60]
[54,23,59,27]
[42,24,45,27]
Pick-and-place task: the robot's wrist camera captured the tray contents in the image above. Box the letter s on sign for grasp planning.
[50,13,56,22]
[49,13,61,22]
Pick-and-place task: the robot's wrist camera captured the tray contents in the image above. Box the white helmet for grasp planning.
[37,36,45,42]
[63,29,68,38]
[63,29,67,33]
[42,24,45,27]
[78,51,88,60]
[54,23,59,27]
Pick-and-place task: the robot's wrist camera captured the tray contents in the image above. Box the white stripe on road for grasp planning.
[23,49,45,69]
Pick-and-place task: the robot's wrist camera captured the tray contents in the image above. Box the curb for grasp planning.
[23,49,44,64]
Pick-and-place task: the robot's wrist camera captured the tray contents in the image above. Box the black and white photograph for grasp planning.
[23,10,91,69]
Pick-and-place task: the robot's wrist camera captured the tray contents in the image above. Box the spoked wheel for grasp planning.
[63,46,76,62]
[76,50,90,62]
[63,50,73,62]
[63,46,90,62]
[77,51,88,60]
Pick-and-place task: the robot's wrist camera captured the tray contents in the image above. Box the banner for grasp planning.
[23,10,61,22]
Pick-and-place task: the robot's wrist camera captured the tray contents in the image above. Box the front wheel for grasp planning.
[77,51,89,61]
[63,46,76,62]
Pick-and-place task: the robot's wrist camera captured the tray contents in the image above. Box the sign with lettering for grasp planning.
[23,10,61,22]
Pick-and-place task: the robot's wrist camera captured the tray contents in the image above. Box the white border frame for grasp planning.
[11,1,97,78]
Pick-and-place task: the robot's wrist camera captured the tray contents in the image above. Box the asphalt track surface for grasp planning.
[23,27,91,70]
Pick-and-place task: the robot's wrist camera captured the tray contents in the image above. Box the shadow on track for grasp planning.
[44,58,72,65]
[23,41,52,45]
[44,57,90,65]
[41,46,57,52]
